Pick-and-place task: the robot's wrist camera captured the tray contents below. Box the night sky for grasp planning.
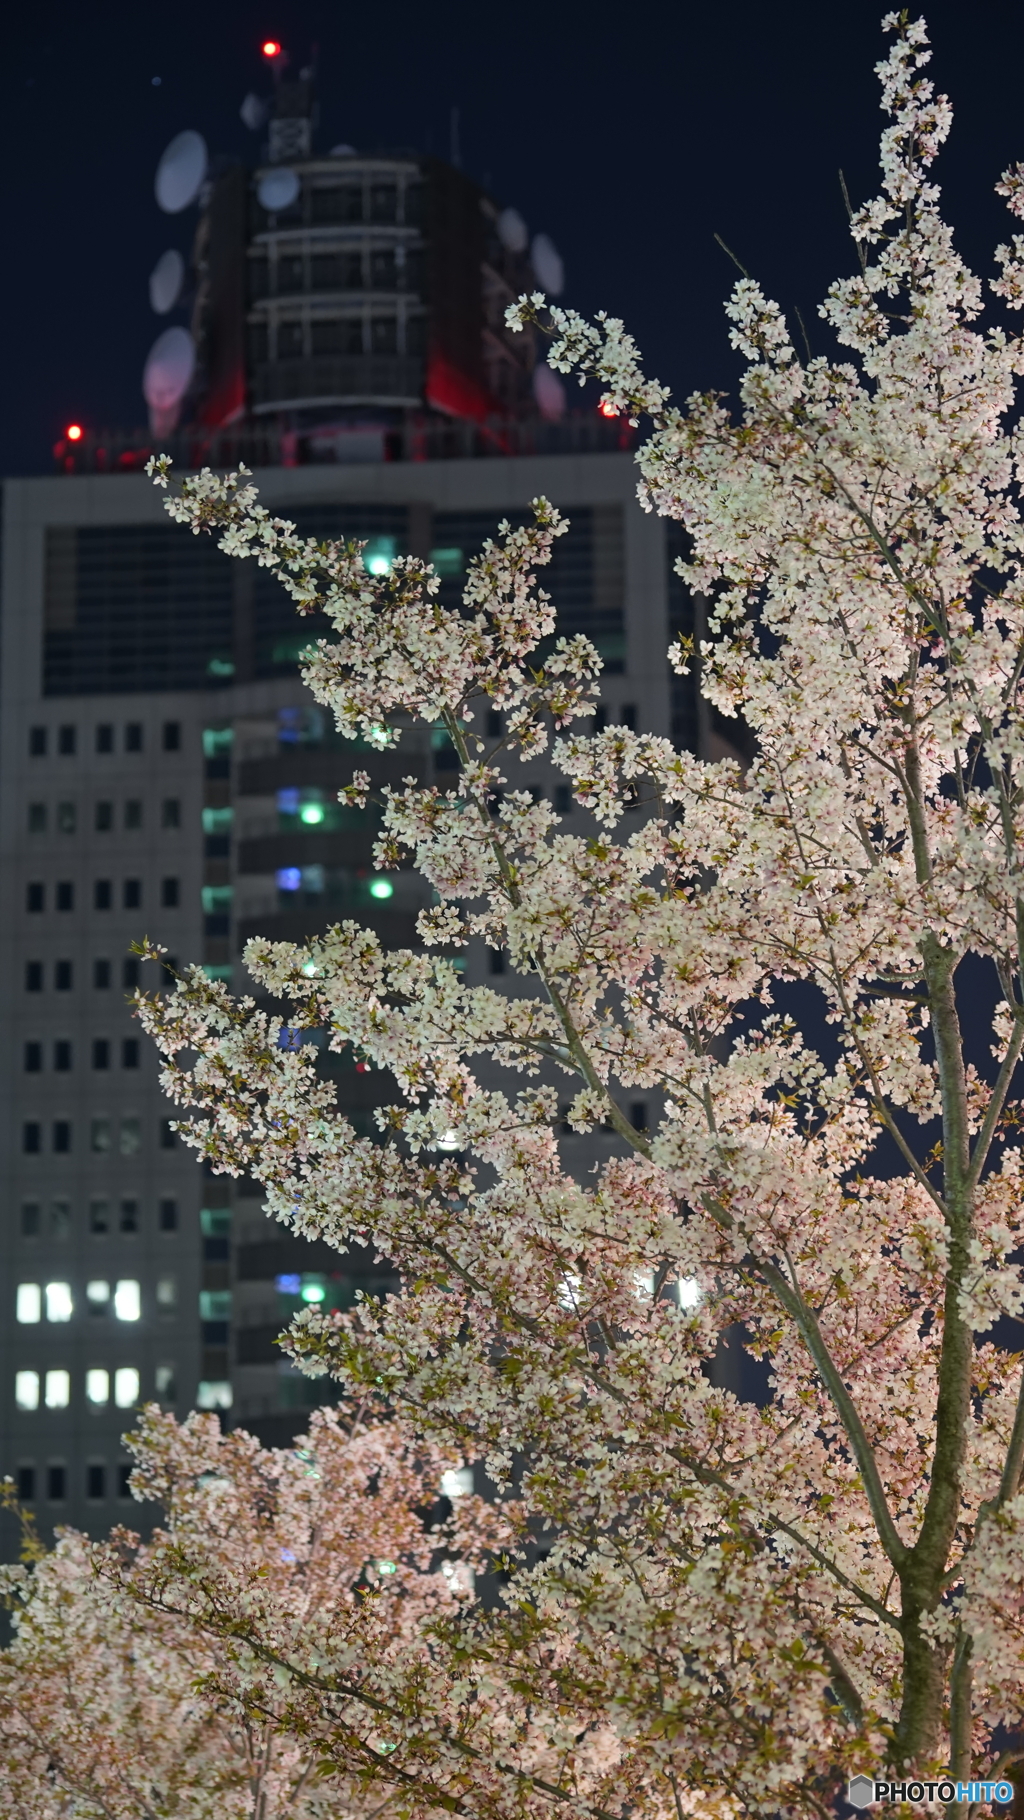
[3,1,1024,476]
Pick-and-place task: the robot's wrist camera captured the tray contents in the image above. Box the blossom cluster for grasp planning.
[118,13,1024,1810]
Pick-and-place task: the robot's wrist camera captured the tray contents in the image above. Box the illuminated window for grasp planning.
[440,1467,474,1499]
[90,1118,111,1153]
[45,1282,73,1322]
[15,1370,40,1410]
[86,1280,110,1314]
[114,1280,141,1322]
[199,1289,231,1321]
[16,1283,41,1324]
[114,1367,139,1409]
[85,1368,109,1406]
[156,1276,177,1310]
[155,1363,176,1401]
[119,1118,141,1156]
[45,1369,70,1408]
[197,1380,232,1410]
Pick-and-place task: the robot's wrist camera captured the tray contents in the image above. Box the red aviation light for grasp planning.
[598,399,618,418]
[66,423,84,441]
[261,39,282,58]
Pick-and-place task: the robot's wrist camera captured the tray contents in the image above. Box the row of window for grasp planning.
[16,1278,161,1322]
[250,314,422,363]
[15,1366,141,1410]
[26,957,148,991]
[258,177,420,227]
[25,1038,141,1072]
[23,1119,176,1154]
[28,798,181,834]
[20,1197,179,1238]
[29,721,181,758]
[26,878,180,912]
[16,1460,138,1502]
[249,246,424,298]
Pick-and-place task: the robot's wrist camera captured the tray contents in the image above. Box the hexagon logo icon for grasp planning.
[847,1775,875,1810]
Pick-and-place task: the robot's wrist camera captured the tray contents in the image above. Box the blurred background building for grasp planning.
[0,41,738,1543]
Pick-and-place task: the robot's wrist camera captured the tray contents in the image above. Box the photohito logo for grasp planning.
[847,1777,1014,1808]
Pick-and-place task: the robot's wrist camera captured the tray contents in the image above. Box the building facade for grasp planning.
[0,447,711,1536]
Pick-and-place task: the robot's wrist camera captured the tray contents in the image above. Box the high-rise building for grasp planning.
[0,448,723,1529]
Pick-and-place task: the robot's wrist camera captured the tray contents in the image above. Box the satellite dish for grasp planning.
[498,207,528,253]
[532,362,566,422]
[154,130,208,213]
[531,233,564,296]
[148,248,185,315]
[143,326,196,411]
[330,143,356,156]
[240,92,269,131]
[257,167,300,211]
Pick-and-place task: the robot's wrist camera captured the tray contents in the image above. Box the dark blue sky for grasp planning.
[3,1,1023,474]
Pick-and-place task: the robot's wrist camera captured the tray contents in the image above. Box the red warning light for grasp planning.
[598,399,618,418]
[66,423,84,442]
[262,39,282,57]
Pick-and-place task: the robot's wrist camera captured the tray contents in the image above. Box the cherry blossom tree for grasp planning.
[0,1407,509,1819]
[134,13,1024,1811]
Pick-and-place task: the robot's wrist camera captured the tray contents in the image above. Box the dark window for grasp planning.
[160,1119,177,1150]
[370,317,397,353]
[23,1041,42,1072]
[56,881,74,912]
[17,1466,35,1500]
[404,182,424,224]
[117,1464,133,1498]
[310,184,362,223]
[402,249,424,293]
[29,726,47,757]
[159,1197,179,1232]
[124,800,142,830]
[122,1038,140,1069]
[123,879,142,910]
[594,705,608,733]
[120,1197,139,1233]
[25,960,43,992]
[161,797,181,829]
[252,502,407,679]
[28,803,46,833]
[53,1120,71,1153]
[55,960,73,990]
[125,723,143,752]
[248,257,269,301]
[58,725,76,756]
[23,1122,41,1154]
[161,877,179,908]
[370,248,397,289]
[162,720,181,752]
[21,1202,41,1236]
[123,957,140,989]
[92,1038,110,1070]
[93,958,111,989]
[277,320,304,358]
[94,879,112,910]
[47,1464,66,1501]
[205,834,230,858]
[489,948,506,975]
[95,801,113,831]
[406,314,426,355]
[310,253,342,290]
[621,703,638,731]
[26,882,44,912]
[86,1464,105,1499]
[54,1040,72,1072]
[95,723,114,753]
[89,1198,110,1234]
[311,318,354,356]
[630,1101,649,1132]
[247,322,269,363]
[277,254,304,293]
[486,709,503,737]
[370,184,397,222]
